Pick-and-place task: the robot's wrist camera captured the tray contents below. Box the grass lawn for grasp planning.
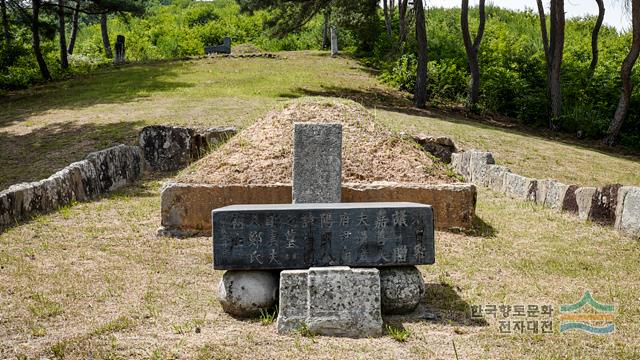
[1,180,638,359]
[1,51,640,359]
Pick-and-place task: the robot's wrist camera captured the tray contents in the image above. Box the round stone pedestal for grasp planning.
[218,270,279,318]
[379,266,425,315]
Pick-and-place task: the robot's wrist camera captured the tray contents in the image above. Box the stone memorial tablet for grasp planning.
[212,202,434,270]
[292,123,342,203]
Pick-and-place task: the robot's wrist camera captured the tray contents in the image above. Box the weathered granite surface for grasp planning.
[469,151,495,186]
[575,187,597,221]
[139,125,194,171]
[277,270,308,333]
[139,125,237,172]
[589,184,622,225]
[412,134,457,163]
[307,267,382,337]
[485,165,511,192]
[292,123,342,203]
[159,182,476,236]
[504,173,537,201]
[277,267,383,337]
[536,179,572,210]
[217,270,279,318]
[86,145,144,193]
[379,266,424,314]
[614,186,640,238]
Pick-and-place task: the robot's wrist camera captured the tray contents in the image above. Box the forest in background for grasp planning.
[0,0,638,149]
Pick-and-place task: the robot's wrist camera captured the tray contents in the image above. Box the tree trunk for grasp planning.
[461,0,486,109]
[549,0,565,125]
[1,0,9,44]
[589,0,605,77]
[398,0,408,53]
[537,0,564,129]
[68,0,80,55]
[321,9,330,50]
[604,0,640,146]
[31,0,51,80]
[100,12,112,58]
[414,0,428,108]
[383,0,392,42]
[58,0,68,69]
[536,0,550,68]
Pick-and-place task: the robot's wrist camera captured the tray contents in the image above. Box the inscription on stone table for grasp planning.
[212,202,434,270]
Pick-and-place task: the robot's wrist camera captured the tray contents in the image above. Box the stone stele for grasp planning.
[292,123,342,204]
[212,202,435,270]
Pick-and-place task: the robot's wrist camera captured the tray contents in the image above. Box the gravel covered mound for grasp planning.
[176,98,455,185]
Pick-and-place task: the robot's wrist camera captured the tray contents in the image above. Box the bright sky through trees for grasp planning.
[426,0,630,30]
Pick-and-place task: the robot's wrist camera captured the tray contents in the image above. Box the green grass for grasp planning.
[259,307,278,326]
[1,51,640,359]
[386,325,411,342]
[0,52,386,189]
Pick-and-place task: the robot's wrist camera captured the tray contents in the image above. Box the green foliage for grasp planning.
[378,6,640,148]
[386,324,410,342]
[258,307,277,325]
[0,0,328,89]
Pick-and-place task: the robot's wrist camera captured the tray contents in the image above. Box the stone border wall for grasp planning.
[158,181,477,237]
[0,125,236,232]
[451,150,640,239]
[0,145,144,230]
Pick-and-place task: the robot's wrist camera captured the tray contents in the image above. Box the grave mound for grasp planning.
[177,98,455,185]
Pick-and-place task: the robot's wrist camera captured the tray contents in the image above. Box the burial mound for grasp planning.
[177,98,457,185]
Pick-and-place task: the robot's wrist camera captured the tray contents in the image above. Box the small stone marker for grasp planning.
[330,27,338,57]
[205,36,231,55]
[114,35,125,65]
[212,202,434,270]
[292,123,342,203]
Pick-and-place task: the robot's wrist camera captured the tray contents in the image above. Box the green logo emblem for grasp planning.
[559,291,615,334]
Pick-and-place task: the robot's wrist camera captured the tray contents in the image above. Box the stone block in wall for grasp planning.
[469,152,496,187]
[140,125,237,172]
[615,186,640,238]
[536,179,572,210]
[139,125,194,171]
[0,188,17,227]
[575,187,597,221]
[65,160,101,201]
[159,182,476,236]
[86,145,144,193]
[451,152,472,180]
[561,185,580,214]
[589,184,623,225]
[412,134,457,163]
[504,173,537,201]
[485,165,511,192]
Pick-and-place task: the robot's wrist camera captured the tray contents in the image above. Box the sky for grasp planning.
[425,0,631,31]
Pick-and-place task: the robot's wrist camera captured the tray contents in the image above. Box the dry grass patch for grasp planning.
[1,176,639,359]
[177,98,454,185]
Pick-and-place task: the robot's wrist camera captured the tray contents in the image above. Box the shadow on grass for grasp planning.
[384,282,488,329]
[0,60,194,129]
[281,85,640,161]
[449,216,496,238]
[0,120,148,189]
